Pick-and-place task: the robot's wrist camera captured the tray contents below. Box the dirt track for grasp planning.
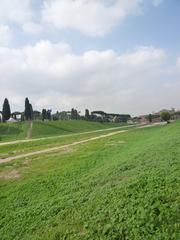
[0,130,127,164]
[0,122,166,164]
[26,121,33,139]
[0,124,137,146]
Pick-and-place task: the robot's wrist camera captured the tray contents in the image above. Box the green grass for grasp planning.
[0,122,180,239]
[0,126,131,159]
[31,120,124,138]
[0,122,28,141]
[0,120,124,142]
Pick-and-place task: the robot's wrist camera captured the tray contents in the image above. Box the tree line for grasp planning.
[0,98,90,122]
[0,98,34,122]
[1,97,174,123]
[0,98,52,122]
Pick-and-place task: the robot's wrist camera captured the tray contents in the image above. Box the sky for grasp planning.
[0,0,180,116]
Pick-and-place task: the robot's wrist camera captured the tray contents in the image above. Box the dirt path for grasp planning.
[137,122,167,128]
[0,124,138,146]
[0,130,127,164]
[26,121,33,139]
[0,122,166,165]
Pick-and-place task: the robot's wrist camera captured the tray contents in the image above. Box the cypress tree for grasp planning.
[71,108,75,119]
[74,109,78,120]
[24,98,31,120]
[71,108,79,120]
[2,98,11,122]
[42,109,47,121]
[47,110,52,120]
[85,109,90,120]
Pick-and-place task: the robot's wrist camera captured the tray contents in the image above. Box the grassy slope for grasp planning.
[0,127,131,159]
[0,122,180,240]
[0,122,28,141]
[31,120,123,138]
[0,120,123,142]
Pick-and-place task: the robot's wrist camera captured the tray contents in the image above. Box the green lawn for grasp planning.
[0,120,124,142]
[0,122,180,240]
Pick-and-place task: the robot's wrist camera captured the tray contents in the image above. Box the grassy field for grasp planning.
[0,127,131,160]
[0,120,124,142]
[0,121,180,239]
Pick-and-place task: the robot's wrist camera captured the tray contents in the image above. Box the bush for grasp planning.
[161,111,171,123]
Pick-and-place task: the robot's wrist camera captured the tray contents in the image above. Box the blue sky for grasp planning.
[0,0,180,115]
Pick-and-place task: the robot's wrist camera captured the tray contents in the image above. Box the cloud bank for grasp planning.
[41,0,163,36]
[0,40,179,115]
[0,0,163,37]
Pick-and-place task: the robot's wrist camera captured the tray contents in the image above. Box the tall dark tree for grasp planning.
[42,109,47,121]
[71,108,75,119]
[24,98,31,120]
[74,109,78,120]
[71,108,79,120]
[2,98,11,122]
[47,110,52,121]
[85,109,90,120]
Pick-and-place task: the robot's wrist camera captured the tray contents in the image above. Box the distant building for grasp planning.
[58,111,72,120]
[91,111,131,123]
[173,111,180,120]
[138,108,180,124]
[11,112,22,121]
[139,115,149,124]
[6,117,18,123]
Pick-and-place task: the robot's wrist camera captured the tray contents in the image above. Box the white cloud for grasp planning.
[0,40,179,115]
[0,25,12,46]
[41,0,164,37]
[41,0,143,36]
[0,0,164,36]
[119,46,165,65]
[22,22,43,35]
[0,0,32,25]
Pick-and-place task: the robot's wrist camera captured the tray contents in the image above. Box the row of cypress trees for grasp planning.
[1,98,90,122]
[1,97,33,122]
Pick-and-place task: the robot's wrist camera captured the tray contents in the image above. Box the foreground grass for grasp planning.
[0,122,180,239]
[0,120,123,142]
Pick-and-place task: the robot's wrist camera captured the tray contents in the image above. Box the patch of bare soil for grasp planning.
[27,121,33,139]
[0,169,20,180]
